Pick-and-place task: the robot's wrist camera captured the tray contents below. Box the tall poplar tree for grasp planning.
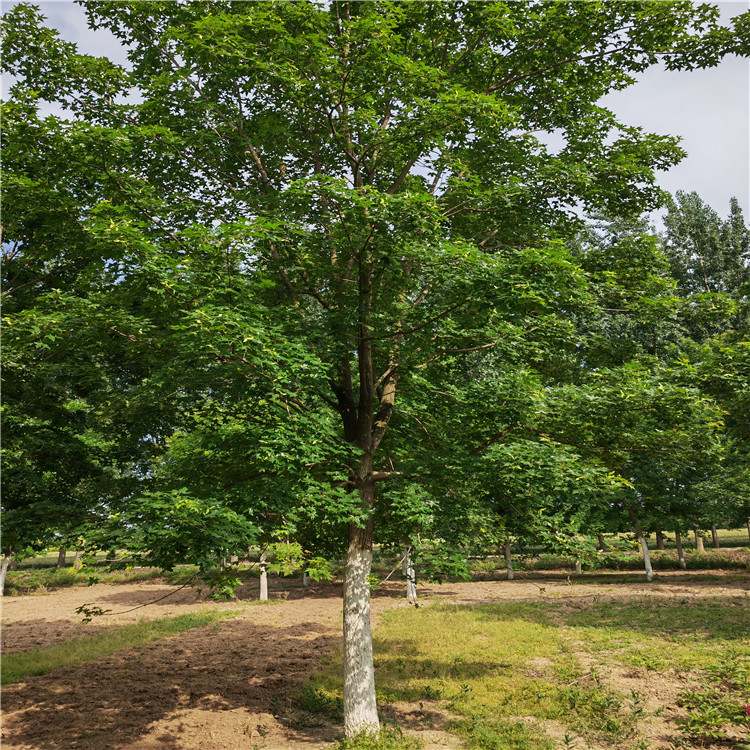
[3,1,747,735]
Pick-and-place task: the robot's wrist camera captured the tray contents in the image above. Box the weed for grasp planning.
[450,714,555,750]
[297,683,343,720]
[335,724,422,749]
[629,690,646,720]
[676,656,750,744]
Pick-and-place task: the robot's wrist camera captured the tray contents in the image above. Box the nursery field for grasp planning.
[2,567,749,750]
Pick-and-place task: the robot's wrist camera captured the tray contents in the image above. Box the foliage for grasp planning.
[677,657,750,746]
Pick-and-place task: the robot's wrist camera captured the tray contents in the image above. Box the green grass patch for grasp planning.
[308,602,639,748]
[3,566,172,595]
[1,609,242,685]
[306,593,750,749]
[335,725,422,749]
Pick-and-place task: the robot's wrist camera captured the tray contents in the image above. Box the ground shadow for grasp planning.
[460,592,750,641]
[1,617,341,750]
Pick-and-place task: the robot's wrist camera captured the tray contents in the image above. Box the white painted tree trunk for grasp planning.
[575,558,582,575]
[0,548,12,596]
[302,570,310,588]
[343,532,379,737]
[639,533,653,581]
[403,549,417,604]
[675,530,687,570]
[504,539,514,580]
[711,525,720,548]
[694,529,705,552]
[259,549,268,601]
[56,547,67,568]
[627,505,653,582]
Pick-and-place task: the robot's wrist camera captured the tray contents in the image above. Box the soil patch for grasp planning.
[2,570,747,749]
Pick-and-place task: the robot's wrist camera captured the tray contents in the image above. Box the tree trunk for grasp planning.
[57,547,67,568]
[627,505,653,582]
[656,531,665,550]
[73,548,83,570]
[675,530,687,570]
[711,525,720,548]
[0,544,13,596]
[597,533,610,551]
[0,546,13,596]
[259,549,268,601]
[302,570,310,588]
[746,518,750,544]
[403,549,417,604]
[574,558,582,575]
[694,529,705,552]
[343,510,379,737]
[505,539,514,580]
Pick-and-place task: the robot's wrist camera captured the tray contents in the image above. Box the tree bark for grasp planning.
[711,525,720,548]
[73,548,83,570]
[57,547,67,568]
[655,531,665,551]
[675,530,687,570]
[574,558,582,575]
[343,509,379,737]
[302,570,310,588]
[694,528,705,552]
[259,549,268,601]
[505,539,514,580]
[747,518,750,544]
[627,505,653,581]
[597,533,610,551]
[0,546,13,596]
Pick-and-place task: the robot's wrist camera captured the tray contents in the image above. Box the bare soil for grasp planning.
[2,570,748,749]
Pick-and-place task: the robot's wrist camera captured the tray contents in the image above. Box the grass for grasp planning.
[304,594,750,749]
[335,725,422,749]
[3,566,169,595]
[1,609,242,685]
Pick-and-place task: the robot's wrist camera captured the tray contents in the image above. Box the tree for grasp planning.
[541,362,724,579]
[3,0,747,735]
[661,193,750,535]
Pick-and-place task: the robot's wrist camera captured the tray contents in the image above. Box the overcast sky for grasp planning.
[3,0,749,223]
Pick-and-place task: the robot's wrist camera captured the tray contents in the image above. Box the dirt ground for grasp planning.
[2,570,749,749]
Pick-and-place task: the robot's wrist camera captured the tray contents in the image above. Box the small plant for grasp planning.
[629,689,646,720]
[676,657,750,744]
[562,733,578,750]
[336,724,422,749]
[297,684,343,719]
[420,684,443,700]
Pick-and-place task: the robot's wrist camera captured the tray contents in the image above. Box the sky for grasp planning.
[2,0,749,224]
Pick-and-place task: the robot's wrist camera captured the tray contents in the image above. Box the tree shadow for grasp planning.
[465,593,750,641]
[2,617,342,750]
